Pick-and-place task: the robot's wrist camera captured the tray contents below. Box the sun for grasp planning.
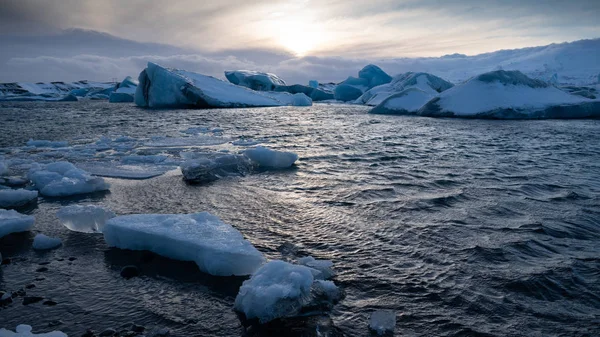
[278,29,317,57]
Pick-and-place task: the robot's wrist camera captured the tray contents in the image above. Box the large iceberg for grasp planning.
[234,260,340,323]
[358,72,454,106]
[0,80,115,102]
[0,189,38,208]
[56,205,116,233]
[417,70,600,118]
[109,76,138,103]
[0,209,35,238]
[135,62,311,109]
[103,212,265,276]
[369,88,435,115]
[334,65,392,102]
[225,70,286,91]
[28,162,110,197]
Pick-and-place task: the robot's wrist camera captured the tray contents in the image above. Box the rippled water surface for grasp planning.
[1,101,600,336]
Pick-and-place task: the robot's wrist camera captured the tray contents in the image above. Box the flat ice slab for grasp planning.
[0,209,35,238]
[57,205,116,233]
[0,325,67,337]
[28,161,110,197]
[0,189,38,208]
[369,310,396,335]
[32,234,62,250]
[103,212,265,276]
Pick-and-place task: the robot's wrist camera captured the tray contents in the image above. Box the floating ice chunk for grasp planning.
[0,209,35,238]
[0,189,38,208]
[32,234,62,250]
[103,212,265,276]
[234,260,315,323]
[28,162,109,197]
[369,310,396,335]
[312,280,341,301]
[26,140,69,148]
[144,135,229,147]
[225,70,286,91]
[181,153,253,183]
[0,325,67,337]
[56,205,116,233]
[76,162,169,180]
[298,256,335,280]
[231,138,265,147]
[243,146,298,169]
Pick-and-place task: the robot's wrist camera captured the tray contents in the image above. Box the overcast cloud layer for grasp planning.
[0,0,599,82]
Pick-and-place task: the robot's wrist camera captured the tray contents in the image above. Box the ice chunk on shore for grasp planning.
[418,70,600,118]
[135,62,304,109]
[234,260,315,323]
[298,256,335,280]
[103,212,265,276]
[369,310,396,335]
[225,70,286,91]
[0,189,38,208]
[26,140,69,148]
[0,325,67,337]
[32,234,62,250]
[28,162,110,197]
[0,209,34,238]
[57,205,116,233]
[243,146,298,169]
[181,153,253,183]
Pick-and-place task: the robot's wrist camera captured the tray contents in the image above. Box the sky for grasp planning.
[0,0,599,83]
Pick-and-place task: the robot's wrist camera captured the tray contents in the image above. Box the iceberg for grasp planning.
[334,65,392,101]
[0,325,67,337]
[274,84,333,102]
[369,310,396,335]
[243,146,298,169]
[417,70,600,118]
[291,93,312,106]
[0,209,35,238]
[103,212,265,276]
[28,162,110,197]
[309,80,319,88]
[369,88,434,115]
[56,205,116,233]
[109,76,138,103]
[225,70,286,91]
[0,189,38,208]
[357,72,454,106]
[181,153,253,183]
[234,260,341,323]
[32,234,62,250]
[135,62,309,109]
[0,80,115,102]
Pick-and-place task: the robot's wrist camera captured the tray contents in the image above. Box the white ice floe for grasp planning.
[135,62,308,109]
[234,260,341,323]
[225,70,286,91]
[418,70,600,118]
[369,310,396,335]
[298,256,336,280]
[76,162,169,180]
[28,161,110,197]
[56,205,116,233]
[0,325,67,337]
[243,146,298,169]
[32,234,62,250]
[103,212,265,276]
[181,153,253,183]
[0,189,38,208]
[26,140,69,148]
[0,209,34,238]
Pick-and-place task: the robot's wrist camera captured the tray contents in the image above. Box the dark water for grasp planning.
[1,101,600,336]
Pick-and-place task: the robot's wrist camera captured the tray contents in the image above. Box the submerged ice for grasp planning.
[57,205,116,233]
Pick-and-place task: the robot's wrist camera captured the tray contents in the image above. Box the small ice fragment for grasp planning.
[32,234,62,250]
[0,189,38,208]
[56,205,116,233]
[298,256,335,279]
[28,161,109,197]
[369,310,396,335]
[0,209,35,238]
[242,146,298,169]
